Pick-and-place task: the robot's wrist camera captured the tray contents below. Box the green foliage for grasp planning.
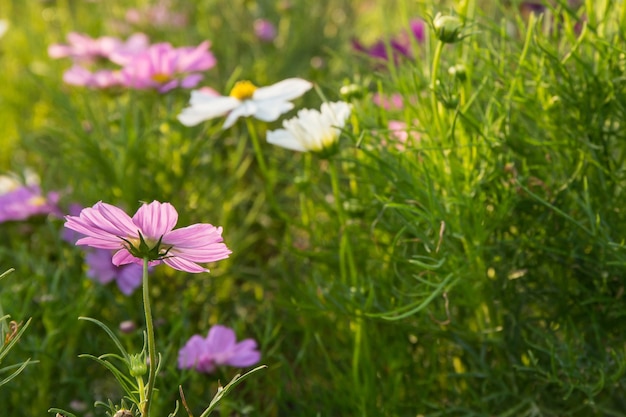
[1,0,626,416]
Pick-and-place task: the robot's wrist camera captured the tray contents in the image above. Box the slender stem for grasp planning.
[246,118,270,178]
[142,258,157,417]
[246,118,289,222]
[430,40,445,136]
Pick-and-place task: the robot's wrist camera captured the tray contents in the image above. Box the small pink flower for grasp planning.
[85,248,144,295]
[63,65,124,89]
[0,172,60,223]
[49,32,149,64]
[372,92,404,111]
[120,41,216,93]
[178,325,261,373]
[64,201,231,273]
[382,120,420,151]
[125,1,188,29]
[253,19,277,42]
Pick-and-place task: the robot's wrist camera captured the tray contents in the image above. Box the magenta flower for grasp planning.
[0,172,60,223]
[125,0,188,29]
[178,325,261,373]
[372,92,404,111]
[253,19,277,42]
[352,18,425,63]
[121,41,216,93]
[49,32,149,64]
[64,201,231,273]
[85,248,144,295]
[63,65,124,89]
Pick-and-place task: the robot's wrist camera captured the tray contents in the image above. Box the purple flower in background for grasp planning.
[254,19,277,42]
[372,92,404,110]
[352,18,425,63]
[64,201,231,273]
[178,325,261,373]
[85,248,144,295]
[120,41,216,93]
[49,32,149,64]
[125,0,188,29]
[0,172,60,223]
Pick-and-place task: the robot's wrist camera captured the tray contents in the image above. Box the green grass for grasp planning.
[1,0,626,416]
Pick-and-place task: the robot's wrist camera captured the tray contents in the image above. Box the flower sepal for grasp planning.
[121,232,170,262]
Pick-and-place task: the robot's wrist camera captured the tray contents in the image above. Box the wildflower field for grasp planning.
[2,0,626,416]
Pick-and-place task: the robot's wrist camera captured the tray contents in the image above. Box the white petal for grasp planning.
[253,78,312,102]
[253,100,294,122]
[222,101,258,129]
[178,96,240,126]
[267,129,308,152]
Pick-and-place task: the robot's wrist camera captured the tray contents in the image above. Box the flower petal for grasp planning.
[222,101,257,129]
[162,256,208,273]
[205,325,237,354]
[132,201,178,240]
[252,99,295,122]
[225,339,261,367]
[252,78,312,102]
[177,94,240,126]
[178,334,206,369]
[266,129,308,152]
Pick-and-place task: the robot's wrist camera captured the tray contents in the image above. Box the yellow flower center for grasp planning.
[28,196,46,207]
[151,73,171,83]
[229,80,257,100]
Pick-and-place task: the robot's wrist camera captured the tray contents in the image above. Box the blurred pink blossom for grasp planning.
[373,92,404,111]
[63,65,124,89]
[125,1,188,28]
[382,120,420,151]
[0,172,60,223]
[178,325,261,373]
[121,41,216,93]
[254,19,277,42]
[85,248,145,295]
[49,32,149,64]
[352,18,425,63]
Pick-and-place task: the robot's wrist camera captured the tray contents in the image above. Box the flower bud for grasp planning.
[448,64,467,82]
[339,83,366,100]
[129,353,147,377]
[433,13,464,43]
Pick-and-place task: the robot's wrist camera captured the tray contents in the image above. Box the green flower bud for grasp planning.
[433,13,464,44]
[448,64,467,82]
[339,83,366,100]
[129,353,147,377]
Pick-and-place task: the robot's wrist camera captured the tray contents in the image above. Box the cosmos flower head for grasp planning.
[64,200,231,273]
[0,171,60,223]
[178,325,261,373]
[253,19,277,42]
[48,32,149,64]
[120,41,216,93]
[177,78,313,129]
[266,101,352,157]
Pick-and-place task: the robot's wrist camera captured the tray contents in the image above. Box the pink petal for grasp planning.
[226,339,261,367]
[205,325,236,354]
[162,257,208,273]
[178,335,206,369]
[132,201,178,240]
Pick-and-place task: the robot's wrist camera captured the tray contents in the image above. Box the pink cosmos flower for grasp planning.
[63,65,124,89]
[385,120,420,151]
[49,32,149,64]
[178,325,261,373]
[0,172,60,223]
[64,201,231,273]
[120,41,216,93]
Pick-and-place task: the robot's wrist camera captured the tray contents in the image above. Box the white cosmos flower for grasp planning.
[266,101,352,154]
[177,78,312,129]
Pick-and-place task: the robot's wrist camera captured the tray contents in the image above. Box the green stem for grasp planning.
[430,40,445,136]
[142,258,157,417]
[246,118,290,223]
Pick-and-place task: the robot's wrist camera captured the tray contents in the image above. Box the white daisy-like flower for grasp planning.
[177,78,313,129]
[266,101,352,155]
[0,20,8,39]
